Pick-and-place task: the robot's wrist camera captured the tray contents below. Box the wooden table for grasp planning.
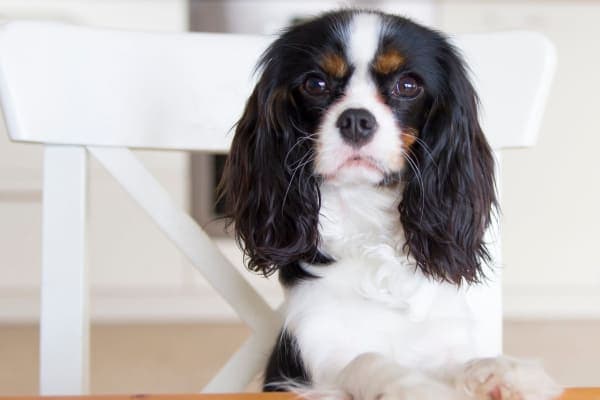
[3,389,600,400]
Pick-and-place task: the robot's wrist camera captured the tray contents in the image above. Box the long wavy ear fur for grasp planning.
[219,67,323,277]
[399,41,497,285]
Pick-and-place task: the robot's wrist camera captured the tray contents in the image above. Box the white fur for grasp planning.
[326,353,562,400]
[284,182,480,386]
[288,12,482,387]
[281,183,561,399]
[347,13,380,71]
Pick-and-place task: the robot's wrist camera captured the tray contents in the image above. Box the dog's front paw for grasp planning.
[456,357,562,400]
[336,353,459,400]
[375,375,459,400]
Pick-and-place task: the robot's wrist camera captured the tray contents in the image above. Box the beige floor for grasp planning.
[0,321,598,396]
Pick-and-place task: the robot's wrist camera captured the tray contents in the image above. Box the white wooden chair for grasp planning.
[0,21,556,396]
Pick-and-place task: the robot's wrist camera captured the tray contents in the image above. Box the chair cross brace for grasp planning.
[40,144,281,394]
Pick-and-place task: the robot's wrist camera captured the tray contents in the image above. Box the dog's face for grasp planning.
[292,13,430,186]
[221,10,496,285]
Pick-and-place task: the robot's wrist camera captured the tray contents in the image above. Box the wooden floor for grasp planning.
[0,321,599,396]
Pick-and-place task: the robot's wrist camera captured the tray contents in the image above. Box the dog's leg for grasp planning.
[333,353,459,400]
[453,356,562,400]
[263,329,311,392]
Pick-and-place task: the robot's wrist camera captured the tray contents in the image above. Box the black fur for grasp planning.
[220,9,496,286]
[376,14,497,284]
[263,330,311,391]
[219,12,350,285]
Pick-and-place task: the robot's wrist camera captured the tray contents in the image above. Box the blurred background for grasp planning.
[0,0,599,395]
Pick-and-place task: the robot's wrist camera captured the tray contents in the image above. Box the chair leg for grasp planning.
[39,145,89,395]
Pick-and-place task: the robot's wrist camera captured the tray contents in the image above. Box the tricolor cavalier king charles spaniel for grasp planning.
[221,9,560,400]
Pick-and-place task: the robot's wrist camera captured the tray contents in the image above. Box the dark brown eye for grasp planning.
[303,76,328,96]
[392,75,422,98]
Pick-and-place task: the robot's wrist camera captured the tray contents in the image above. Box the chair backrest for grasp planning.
[0,21,267,152]
[0,22,555,152]
[0,21,556,394]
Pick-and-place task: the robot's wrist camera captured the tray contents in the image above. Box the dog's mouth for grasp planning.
[321,154,390,184]
[340,155,383,172]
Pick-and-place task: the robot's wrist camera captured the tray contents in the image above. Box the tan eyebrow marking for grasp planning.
[373,49,405,74]
[320,53,348,78]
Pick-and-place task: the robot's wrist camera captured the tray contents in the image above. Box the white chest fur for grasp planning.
[282,183,484,385]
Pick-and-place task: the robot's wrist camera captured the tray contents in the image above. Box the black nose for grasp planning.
[336,108,377,147]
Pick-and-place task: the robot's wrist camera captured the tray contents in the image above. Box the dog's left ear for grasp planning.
[400,42,497,285]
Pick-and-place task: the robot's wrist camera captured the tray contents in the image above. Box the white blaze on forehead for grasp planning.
[347,13,382,76]
[314,11,405,184]
[344,13,382,98]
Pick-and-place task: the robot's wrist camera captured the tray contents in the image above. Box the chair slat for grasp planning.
[204,330,280,393]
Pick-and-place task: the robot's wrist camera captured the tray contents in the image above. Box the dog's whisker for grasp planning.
[290,120,320,138]
[402,151,426,222]
[282,152,316,210]
[285,142,316,169]
[401,133,437,167]
[284,129,319,167]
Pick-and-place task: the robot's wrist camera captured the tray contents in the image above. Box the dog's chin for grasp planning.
[331,167,383,185]
[320,158,399,187]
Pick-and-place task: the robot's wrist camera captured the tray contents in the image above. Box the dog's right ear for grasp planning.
[219,68,323,277]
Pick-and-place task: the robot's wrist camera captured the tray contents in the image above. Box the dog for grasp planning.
[220,9,561,400]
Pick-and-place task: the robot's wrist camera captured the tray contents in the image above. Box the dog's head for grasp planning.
[221,9,496,284]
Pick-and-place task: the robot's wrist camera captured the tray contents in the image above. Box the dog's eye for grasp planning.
[392,76,422,98]
[303,76,328,96]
